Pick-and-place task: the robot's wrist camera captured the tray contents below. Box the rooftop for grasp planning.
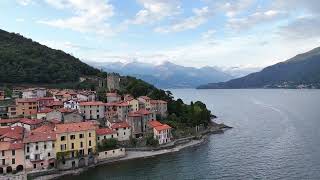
[111,121,130,129]
[79,101,105,106]
[96,128,116,135]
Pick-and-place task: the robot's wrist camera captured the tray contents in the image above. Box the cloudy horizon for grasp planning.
[1,0,320,68]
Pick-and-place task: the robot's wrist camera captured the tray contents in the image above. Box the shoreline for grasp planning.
[31,123,231,180]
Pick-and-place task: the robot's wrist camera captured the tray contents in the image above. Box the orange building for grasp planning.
[16,98,38,117]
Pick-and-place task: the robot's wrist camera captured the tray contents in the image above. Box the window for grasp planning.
[79,134,84,138]
[70,135,75,140]
[89,140,91,146]
[12,158,15,164]
[12,150,15,156]
[111,135,113,138]
[104,136,106,139]
[89,133,91,137]
[27,146,29,153]
[71,143,74,149]
[44,144,47,149]
[80,142,83,148]
[97,137,100,140]
[52,143,55,148]
[1,151,4,156]
[61,136,66,141]
[124,132,126,135]
[33,164,36,169]
[2,159,5,165]
[25,155,30,159]
[36,145,38,150]
[48,153,51,157]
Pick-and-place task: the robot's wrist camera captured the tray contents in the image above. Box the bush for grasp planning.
[98,138,118,152]
[146,135,159,147]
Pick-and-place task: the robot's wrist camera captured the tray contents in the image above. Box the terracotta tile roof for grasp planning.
[0,118,20,124]
[38,108,53,113]
[79,101,105,106]
[20,118,43,125]
[55,121,97,133]
[111,121,130,129]
[148,120,163,128]
[96,128,116,135]
[32,124,55,133]
[154,124,171,131]
[128,112,142,117]
[16,98,38,103]
[139,96,151,100]
[0,126,24,141]
[23,132,56,143]
[47,101,64,106]
[136,109,152,115]
[38,97,54,101]
[0,141,23,150]
[105,102,119,106]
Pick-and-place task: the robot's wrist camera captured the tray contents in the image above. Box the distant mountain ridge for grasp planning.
[198,47,320,89]
[90,61,234,88]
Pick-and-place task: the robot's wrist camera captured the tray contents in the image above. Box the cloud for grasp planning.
[16,0,33,6]
[15,18,25,22]
[273,0,320,15]
[38,0,115,36]
[126,0,181,25]
[279,16,320,39]
[227,10,287,31]
[154,6,212,33]
[218,0,255,17]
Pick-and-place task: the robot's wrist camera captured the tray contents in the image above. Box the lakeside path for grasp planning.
[33,137,207,180]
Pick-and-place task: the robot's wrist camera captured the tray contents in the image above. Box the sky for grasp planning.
[0,0,320,68]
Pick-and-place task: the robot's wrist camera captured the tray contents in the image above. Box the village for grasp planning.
[0,75,174,178]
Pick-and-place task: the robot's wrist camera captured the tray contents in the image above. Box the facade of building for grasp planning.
[12,118,43,131]
[106,93,121,103]
[22,88,46,99]
[150,100,168,117]
[148,120,172,145]
[116,102,132,120]
[37,97,54,110]
[138,96,151,110]
[0,141,25,174]
[16,98,38,117]
[126,98,139,112]
[127,109,155,138]
[96,128,118,144]
[77,92,96,102]
[63,100,79,111]
[79,101,105,120]
[23,132,56,171]
[109,121,131,141]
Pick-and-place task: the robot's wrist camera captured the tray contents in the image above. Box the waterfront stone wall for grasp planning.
[97,148,126,161]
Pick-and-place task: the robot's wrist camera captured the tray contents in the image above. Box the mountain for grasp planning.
[90,61,234,88]
[0,29,103,84]
[198,47,320,89]
[216,66,262,78]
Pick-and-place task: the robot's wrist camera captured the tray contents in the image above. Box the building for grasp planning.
[46,101,64,110]
[0,141,25,174]
[79,101,105,120]
[0,126,24,142]
[36,108,53,120]
[37,97,54,110]
[54,122,98,156]
[64,99,79,111]
[109,121,131,141]
[126,98,139,112]
[106,93,121,103]
[107,74,120,91]
[96,128,118,144]
[0,119,20,127]
[127,109,156,138]
[12,118,43,131]
[77,91,96,102]
[150,100,168,118]
[22,88,46,99]
[23,131,56,171]
[148,120,172,145]
[16,98,38,117]
[7,105,17,118]
[116,102,132,120]
[62,110,83,124]
[138,96,151,110]
[105,102,118,120]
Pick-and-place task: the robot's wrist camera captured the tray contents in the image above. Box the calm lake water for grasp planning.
[63,89,320,180]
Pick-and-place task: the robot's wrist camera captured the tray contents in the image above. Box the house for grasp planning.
[105,102,118,120]
[23,131,56,171]
[37,97,54,110]
[0,126,24,142]
[138,96,151,110]
[106,93,121,103]
[64,99,79,111]
[123,94,134,101]
[126,98,139,112]
[54,121,98,169]
[96,128,118,144]
[7,105,17,118]
[79,101,105,120]
[46,101,64,110]
[16,98,38,117]
[148,120,172,145]
[61,109,83,124]
[116,102,132,120]
[0,90,4,101]
[36,108,53,120]
[0,141,25,174]
[77,91,96,102]
[46,109,63,122]
[150,100,168,118]
[127,109,155,138]
[22,88,46,99]
[12,118,43,131]
[108,121,131,141]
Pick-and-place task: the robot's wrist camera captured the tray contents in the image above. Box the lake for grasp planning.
[63,89,320,180]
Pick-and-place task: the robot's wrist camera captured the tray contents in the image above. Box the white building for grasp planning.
[64,99,79,111]
[96,128,118,143]
[148,120,172,145]
[23,131,56,171]
[109,121,131,141]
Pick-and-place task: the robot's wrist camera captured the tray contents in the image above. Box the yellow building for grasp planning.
[54,121,98,158]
